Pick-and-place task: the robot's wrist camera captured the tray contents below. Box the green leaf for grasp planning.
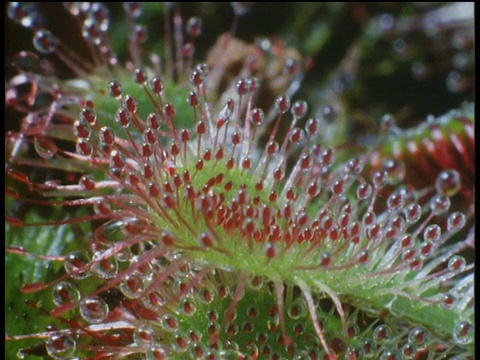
[5,200,91,359]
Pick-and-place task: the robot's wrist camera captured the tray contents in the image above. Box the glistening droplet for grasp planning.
[79,296,109,324]
[452,321,474,345]
[373,324,392,344]
[435,169,461,197]
[146,346,168,360]
[34,137,57,159]
[407,326,430,350]
[45,333,76,359]
[64,251,90,280]
[33,29,56,54]
[447,212,466,232]
[448,255,466,273]
[119,272,145,299]
[134,325,155,346]
[400,341,417,359]
[379,349,401,360]
[52,281,81,306]
[8,2,36,28]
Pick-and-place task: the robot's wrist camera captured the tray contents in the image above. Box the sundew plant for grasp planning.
[5,3,474,360]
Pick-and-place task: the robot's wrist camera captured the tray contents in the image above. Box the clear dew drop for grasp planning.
[119,272,145,299]
[198,286,215,304]
[143,290,166,310]
[108,80,123,99]
[379,348,402,360]
[452,321,474,345]
[133,325,155,346]
[34,136,57,159]
[45,332,76,359]
[76,138,93,157]
[373,324,392,344]
[400,341,417,359]
[382,159,405,185]
[343,346,364,360]
[171,330,190,353]
[179,296,197,316]
[225,321,239,337]
[291,100,308,119]
[146,346,168,360]
[407,326,430,350]
[80,107,97,125]
[130,255,153,280]
[387,191,405,212]
[372,170,388,189]
[409,256,423,271]
[100,126,116,145]
[275,95,291,114]
[287,300,306,320]
[404,203,422,224]
[151,76,165,95]
[52,281,81,306]
[447,255,466,273]
[423,224,441,243]
[124,94,139,114]
[345,157,364,176]
[92,253,118,279]
[447,211,466,232]
[115,107,132,128]
[73,119,92,139]
[435,169,461,197]
[289,127,305,145]
[8,2,36,28]
[79,174,95,191]
[94,199,111,215]
[362,339,376,358]
[109,149,126,170]
[79,295,109,324]
[429,194,451,215]
[33,29,56,54]
[306,117,320,135]
[161,314,179,332]
[190,342,206,358]
[441,294,455,310]
[248,276,264,290]
[251,108,265,125]
[64,251,90,280]
[357,182,372,201]
[321,148,335,167]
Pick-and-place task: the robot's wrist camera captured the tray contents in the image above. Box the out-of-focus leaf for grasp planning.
[5,199,91,359]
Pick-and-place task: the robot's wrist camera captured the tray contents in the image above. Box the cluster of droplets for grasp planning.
[372,107,475,208]
[17,57,472,358]
[370,3,474,94]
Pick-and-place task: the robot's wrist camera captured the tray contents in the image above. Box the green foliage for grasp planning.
[5,200,91,359]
